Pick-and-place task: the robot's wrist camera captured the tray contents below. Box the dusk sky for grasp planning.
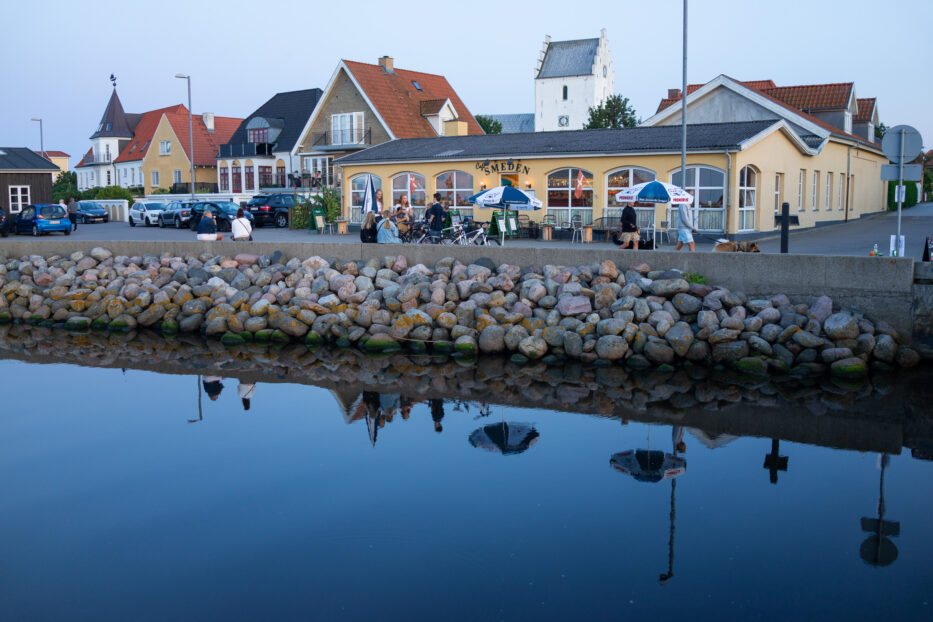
[4,0,930,164]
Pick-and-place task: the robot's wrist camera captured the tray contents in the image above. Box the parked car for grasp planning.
[75,200,110,224]
[128,200,167,227]
[188,201,254,232]
[14,204,71,236]
[0,210,12,237]
[247,193,295,228]
[158,200,198,228]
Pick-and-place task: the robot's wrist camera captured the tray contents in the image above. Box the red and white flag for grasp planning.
[574,170,585,199]
[410,175,418,196]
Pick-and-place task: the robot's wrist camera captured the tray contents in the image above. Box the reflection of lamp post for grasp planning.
[30,117,44,158]
[860,453,899,567]
[763,438,788,484]
[174,73,196,199]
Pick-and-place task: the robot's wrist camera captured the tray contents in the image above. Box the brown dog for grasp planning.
[713,240,760,253]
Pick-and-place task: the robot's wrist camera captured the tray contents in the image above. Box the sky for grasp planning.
[3,0,930,165]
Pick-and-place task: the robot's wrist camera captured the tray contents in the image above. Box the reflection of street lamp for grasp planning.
[30,117,44,158]
[763,438,788,484]
[860,453,899,567]
[174,74,196,199]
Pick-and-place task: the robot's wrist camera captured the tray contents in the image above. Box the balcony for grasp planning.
[170,182,219,194]
[311,128,371,150]
[218,143,275,159]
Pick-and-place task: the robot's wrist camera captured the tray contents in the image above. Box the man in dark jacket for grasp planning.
[618,202,639,249]
[67,197,78,231]
[426,192,446,232]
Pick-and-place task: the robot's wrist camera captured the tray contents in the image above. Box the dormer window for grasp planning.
[412,80,422,91]
[105,123,112,131]
[245,117,282,145]
[248,128,269,143]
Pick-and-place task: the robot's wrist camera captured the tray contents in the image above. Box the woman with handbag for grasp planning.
[232,208,253,241]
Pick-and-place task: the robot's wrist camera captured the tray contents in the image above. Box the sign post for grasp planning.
[881,125,923,257]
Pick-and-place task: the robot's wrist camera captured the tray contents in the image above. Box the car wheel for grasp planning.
[158,216,164,228]
[144,216,151,227]
[175,217,182,229]
[129,216,136,227]
[32,225,39,237]
[275,213,288,228]
[65,228,71,236]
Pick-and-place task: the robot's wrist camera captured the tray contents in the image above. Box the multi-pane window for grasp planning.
[173,170,182,184]
[774,173,783,214]
[331,112,365,145]
[159,140,171,155]
[245,166,254,191]
[8,185,29,213]
[258,166,273,187]
[349,174,382,223]
[220,167,229,191]
[392,172,427,219]
[276,165,285,187]
[435,171,474,218]
[547,168,594,225]
[248,128,269,144]
[231,165,242,193]
[838,174,845,210]
[825,172,832,212]
[106,170,111,186]
[671,166,726,231]
[812,171,820,211]
[738,166,757,231]
[797,169,805,211]
[606,167,657,228]
[152,170,159,187]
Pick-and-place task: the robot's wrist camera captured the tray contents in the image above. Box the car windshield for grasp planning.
[40,206,66,218]
[247,197,269,206]
[213,202,240,214]
[78,202,97,210]
[146,203,165,210]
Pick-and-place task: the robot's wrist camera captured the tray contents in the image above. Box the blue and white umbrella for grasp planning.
[467,185,542,210]
[361,174,379,214]
[615,181,693,205]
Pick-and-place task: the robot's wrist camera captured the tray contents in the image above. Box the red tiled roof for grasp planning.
[760,82,853,112]
[419,98,448,115]
[41,150,70,158]
[164,113,242,166]
[75,147,94,168]
[855,97,876,123]
[343,60,483,138]
[114,105,188,163]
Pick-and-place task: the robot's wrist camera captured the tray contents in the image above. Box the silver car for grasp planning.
[128,200,167,227]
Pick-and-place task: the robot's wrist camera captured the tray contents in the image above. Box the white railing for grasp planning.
[88,199,129,222]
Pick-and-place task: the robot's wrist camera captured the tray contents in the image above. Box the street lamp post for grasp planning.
[30,117,44,159]
[681,0,688,222]
[175,74,196,199]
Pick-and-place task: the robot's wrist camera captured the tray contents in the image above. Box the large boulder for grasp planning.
[823,313,859,340]
[556,296,592,316]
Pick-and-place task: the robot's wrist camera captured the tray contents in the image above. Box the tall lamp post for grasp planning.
[30,117,44,159]
[681,0,688,222]
[175,74,196,199]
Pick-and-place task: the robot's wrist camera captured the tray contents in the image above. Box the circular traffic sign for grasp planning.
[881,125,923,165]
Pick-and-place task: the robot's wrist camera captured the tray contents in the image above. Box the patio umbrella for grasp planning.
[467,185,542,210]
[614,181,693,205]
[361,174,379,214]
[469,422,539,456]
[610,449,686,483]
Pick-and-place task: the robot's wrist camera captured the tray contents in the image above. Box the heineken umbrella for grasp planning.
[610,449,686,483]
[614,181,693,205]
[467,185,542,210]
[469,422,539,456]
[361,174,379,214]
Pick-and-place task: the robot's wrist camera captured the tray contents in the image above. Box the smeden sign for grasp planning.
[475,159,530,175]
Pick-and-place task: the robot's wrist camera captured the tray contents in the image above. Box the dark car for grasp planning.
[14,204,71,236]
[75,201,110,224]
[158,200,199,228]
[188,201,254,232]
[0,210,12,237]
[247,193,295,228]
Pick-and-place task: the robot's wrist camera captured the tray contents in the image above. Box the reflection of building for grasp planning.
[291,56,483,221]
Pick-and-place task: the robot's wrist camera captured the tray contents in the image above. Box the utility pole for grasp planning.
[175,74,196,199]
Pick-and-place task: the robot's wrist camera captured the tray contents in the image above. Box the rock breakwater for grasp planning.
[0,247,922,378]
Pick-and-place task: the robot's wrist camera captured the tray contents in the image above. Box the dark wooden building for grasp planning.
[0,147,58,216]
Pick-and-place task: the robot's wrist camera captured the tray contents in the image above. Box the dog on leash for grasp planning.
[713,239,760,253]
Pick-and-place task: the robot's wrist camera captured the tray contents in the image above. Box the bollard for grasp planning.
[780,202,790,254]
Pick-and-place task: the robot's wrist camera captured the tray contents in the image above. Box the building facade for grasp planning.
[0,147,58,216]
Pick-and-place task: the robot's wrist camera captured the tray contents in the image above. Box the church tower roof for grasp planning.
[89,88,138,139]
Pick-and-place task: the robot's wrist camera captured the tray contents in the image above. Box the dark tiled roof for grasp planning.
[485,113,535,134]
[222,88,323,153]
[89,89,137,139]
[336,121,777,165]
[0,147,60,170]
[537,38,599,79]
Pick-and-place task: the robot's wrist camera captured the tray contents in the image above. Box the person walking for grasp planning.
[66,197,78,231]
[231,208,252,241]
[674,203,697,251]
[377,210,400,243]
[196,209,224,241]
[617,202,639,249]
[360,211,378,243]
[426,192,446,233]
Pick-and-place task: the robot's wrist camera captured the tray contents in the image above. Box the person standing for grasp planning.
[426,192,446,233]
[674,202,697,251]
[231,208,252,241]
[394,193,411,241]
[617,202,639,249]
[374,189,384,214]
[66,197,78,231]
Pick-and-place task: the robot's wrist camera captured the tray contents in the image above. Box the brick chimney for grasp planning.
[378,56,394,74]
[668,89,682,99]
[202,112,215,132]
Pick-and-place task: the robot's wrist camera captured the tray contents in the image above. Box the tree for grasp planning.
[476,115,503,135]
[875,123,887,140]
[583,95,639,130]
[52,171,79,202]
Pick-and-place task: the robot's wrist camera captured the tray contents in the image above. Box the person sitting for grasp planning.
[231,208,252,241]
[196,209,224,241]
[376,210,400,243]
[360,211,378,243]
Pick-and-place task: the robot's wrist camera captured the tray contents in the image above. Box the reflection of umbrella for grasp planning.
[467,185,542,210]
[614,181,693,205]
[610,450,686,483]
[469,422,539,455]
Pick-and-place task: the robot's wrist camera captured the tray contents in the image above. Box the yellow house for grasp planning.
[140,111,241,194]
[41,151,70,180]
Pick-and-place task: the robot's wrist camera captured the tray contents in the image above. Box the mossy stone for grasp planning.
[335,336,352,348]
[432,341,453,354]
[734,357,768,376]
[160,320,178,334]
[254,329,273,344]
[270,329,290,344]
[656,363,676,373]
[306,332,324,347]
[510,353,529,365]
[220,332,246,347]
[91,316,110,330]
[625,354,651,369]
[0,312,11,324]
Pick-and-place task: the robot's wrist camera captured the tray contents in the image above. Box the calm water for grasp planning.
[0,353,931,621]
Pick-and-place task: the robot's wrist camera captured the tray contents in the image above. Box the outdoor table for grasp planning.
[336,219,349,235]
[541,224,554,241]
[582,224,593,243]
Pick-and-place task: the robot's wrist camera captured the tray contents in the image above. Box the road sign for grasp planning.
[882,125,923,165]
[881,163,922,181]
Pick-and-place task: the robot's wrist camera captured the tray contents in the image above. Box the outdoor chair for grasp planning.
[570,215,583,244]
[517,214,531,238]
[660,220,675,245]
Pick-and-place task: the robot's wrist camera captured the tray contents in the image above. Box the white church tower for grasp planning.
[534,29,614,132]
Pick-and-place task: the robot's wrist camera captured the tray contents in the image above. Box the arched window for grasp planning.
[606,167,657,229]
[547,168,593,225]
[435,170,474,218]
[671,165,725,232]
[562,85,568,100]
[391,172,426,218]
[349,174,382,223]
[738,165,757,231]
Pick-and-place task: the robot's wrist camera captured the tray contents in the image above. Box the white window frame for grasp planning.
[152,170,160,187]
[737,165,757,232]
[8,185,29,213]
[435,170,475,218]
[812,170,820,211]
[392,172,427,220]
[174,170,182,184]
[797,169,805,211]
[159,140,171,155]
[774,173,782,214]
[331,112,365,145]
[670,165,726,231]
[605,166,657,229]
[838,173,845,211]
[546,167,594,226]
[825,172,832,212]
[349,173,382,223]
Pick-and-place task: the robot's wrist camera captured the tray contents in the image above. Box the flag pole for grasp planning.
[681,0,689,226]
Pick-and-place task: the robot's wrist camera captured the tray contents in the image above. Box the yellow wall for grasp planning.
[142,116,216,194]
[49,156,69,176]
[339,128,888,235]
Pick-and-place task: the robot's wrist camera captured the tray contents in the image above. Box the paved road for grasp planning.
[3,203,930,258]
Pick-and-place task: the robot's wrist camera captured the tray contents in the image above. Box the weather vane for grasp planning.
[110,74,117,88]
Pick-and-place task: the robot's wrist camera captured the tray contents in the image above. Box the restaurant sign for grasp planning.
[475,159,530,175]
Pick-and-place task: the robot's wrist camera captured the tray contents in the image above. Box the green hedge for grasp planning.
[887,181,918,210]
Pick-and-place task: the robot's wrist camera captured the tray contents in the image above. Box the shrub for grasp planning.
[94,185,136,203]
[290,199,311,230]
[886,181,918,210]
[684,272,708,285]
